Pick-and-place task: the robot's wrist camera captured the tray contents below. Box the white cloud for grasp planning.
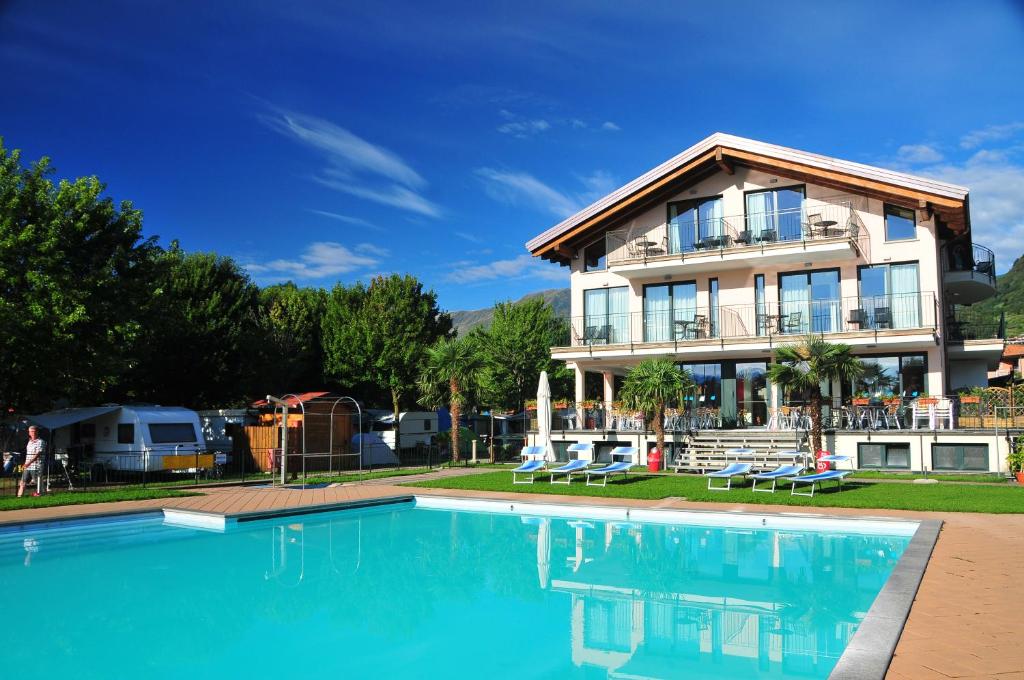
[475,168,581,217]
[896,144,943,164]
[446,254,569,284]
[313,175,442,217]
[497,119,551,137]
[601,121,621,131]
[306,209,381,230]
[261,107,440,217]
[960,122,1024,149]
[454,231,485,244]
[245,241,382,280]
[576,169,618,200]
[570,118,587,129]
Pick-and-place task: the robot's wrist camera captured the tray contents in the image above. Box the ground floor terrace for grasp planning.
[528,426,1014,475]
[2,481,1021,679]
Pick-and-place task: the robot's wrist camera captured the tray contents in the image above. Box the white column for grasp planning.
[574,365,585,404]
[603,371,615,407]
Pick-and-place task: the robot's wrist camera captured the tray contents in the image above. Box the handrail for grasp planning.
[554,292,937,348]
[606,199,858,266]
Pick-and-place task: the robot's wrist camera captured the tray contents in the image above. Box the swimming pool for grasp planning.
[0,499,919,679]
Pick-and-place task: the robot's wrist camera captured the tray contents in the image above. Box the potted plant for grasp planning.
[1008,442,1024,485]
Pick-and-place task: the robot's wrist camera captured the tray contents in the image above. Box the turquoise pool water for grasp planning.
[0,502,910,679]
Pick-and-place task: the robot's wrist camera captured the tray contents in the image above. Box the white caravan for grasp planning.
[34,405,209,477]
[370,411,438,452]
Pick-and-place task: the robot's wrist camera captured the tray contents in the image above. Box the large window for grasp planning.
[859,442,911,469]
[745,186,805,241]
[644,282,698,341]
[667,197,723,253]
[583,238,606,272]
[680,362,721,411]
[779,269,840,334]
[884,204,917,241]
[148,423,197,444]
[583,287,628,344]
[932,444,988,471]
[847,354,926,399]
[117,424,134,445]
[858,262,920,329]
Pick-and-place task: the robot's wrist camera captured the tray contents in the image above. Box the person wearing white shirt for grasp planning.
[17,426,45,498]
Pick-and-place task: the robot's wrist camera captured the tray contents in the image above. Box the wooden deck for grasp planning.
[2,481,1022,678]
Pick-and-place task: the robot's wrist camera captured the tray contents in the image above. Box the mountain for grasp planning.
[972,255,1024,338]
[449,288,570,335]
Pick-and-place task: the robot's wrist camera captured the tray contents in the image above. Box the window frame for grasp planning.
[743,184,806,241]
[857,442,911,470]
[931,443,989,471]
[884,203,917,242]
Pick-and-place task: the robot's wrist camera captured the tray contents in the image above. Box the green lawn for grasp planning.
[849,470,1008,484]
[408,471,1024,514]
[295,467,436,485]
[0,488,200,512]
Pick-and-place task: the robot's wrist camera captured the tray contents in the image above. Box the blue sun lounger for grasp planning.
[549,443,594,484]
[706,462,753,490]
[788,470,851,496]
[512,446,546,484]
[585,446,637,487]
[750,464,804,493]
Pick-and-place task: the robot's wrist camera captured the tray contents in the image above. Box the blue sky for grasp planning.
[1,1,1023,311]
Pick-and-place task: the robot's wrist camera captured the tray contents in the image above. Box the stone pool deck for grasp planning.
[2,482,1022,679]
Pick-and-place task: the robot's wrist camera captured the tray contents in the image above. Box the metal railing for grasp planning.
[556,292,937,348]
[942,242,996,285]
[606,200,866,266]
[945,306,1005,341]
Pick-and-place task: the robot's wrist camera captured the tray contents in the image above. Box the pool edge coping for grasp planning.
[828,518,943,680]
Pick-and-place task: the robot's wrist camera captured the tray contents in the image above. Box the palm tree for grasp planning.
[767,335,863,454]
[619,358,695,456]
[417,336,482,463]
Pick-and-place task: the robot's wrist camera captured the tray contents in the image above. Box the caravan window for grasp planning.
[118,424,134,444]
[148,423,197,443]
[423,419,431,431]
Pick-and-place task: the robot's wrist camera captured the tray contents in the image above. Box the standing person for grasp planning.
[17,425,45,498]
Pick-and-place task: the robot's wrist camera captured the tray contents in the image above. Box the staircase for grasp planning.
[672,429,811,473]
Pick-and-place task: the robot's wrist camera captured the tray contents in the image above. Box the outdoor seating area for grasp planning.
[544,394,994,434]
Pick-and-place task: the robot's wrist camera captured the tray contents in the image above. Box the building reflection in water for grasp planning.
[524,515,908,678]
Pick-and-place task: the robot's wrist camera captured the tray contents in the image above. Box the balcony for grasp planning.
[943,243,996,304]
[945,306,1005,365]
[605,200,867,277]
[552,292,937,356]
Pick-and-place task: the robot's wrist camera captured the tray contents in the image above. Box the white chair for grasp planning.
[932,399,955,430]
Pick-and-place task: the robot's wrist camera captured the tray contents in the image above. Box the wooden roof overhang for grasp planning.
[529,143,970,266]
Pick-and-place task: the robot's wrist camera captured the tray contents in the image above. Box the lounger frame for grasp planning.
[585,464,629,487]
[512,461,545,485]
[550,460,589,485]
[789,472,850,497]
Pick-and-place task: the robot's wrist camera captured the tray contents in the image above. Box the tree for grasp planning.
[473,297,572,413]
[0,140,158,411]
[256,283,327,394]
[417,336,482,462]
[618,359,694,456]
[323,274,451,452]
[767,335,864,453]
[126,244,261,408]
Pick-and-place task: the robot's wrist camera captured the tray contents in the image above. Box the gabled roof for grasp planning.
[526,133,971,264]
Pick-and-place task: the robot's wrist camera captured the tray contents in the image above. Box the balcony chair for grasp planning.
[755,229,778,243]
[782,311,802,334]
[692,314,709,339]
[584,325,610,345]
[883,402,904,429]
[805,212,823,238]
[911,397,939,430]
[735,229,753,245]
[872,307,892,330]
[847,309,867,329]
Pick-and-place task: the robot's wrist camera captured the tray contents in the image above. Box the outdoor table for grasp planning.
[811,219,838,238]
[674,319,696,339]
[762,313,783,334]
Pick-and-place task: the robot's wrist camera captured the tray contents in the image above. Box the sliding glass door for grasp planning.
[859,262,920,329]
[644,282,697,341]
[779,270,840,334]
[746,186,805,241]
[668,197,723,253]
[583,287,629,344]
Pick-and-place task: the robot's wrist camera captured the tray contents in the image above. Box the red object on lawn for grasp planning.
[815,449,831,473]
[647,450,663,473]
